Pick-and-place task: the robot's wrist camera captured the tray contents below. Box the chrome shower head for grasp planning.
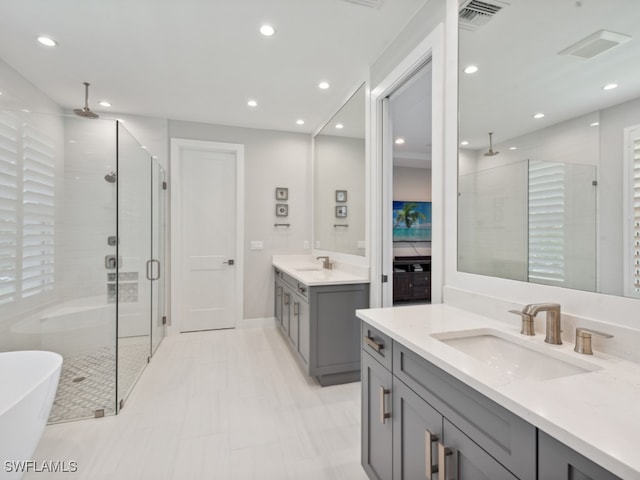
[73,82,99,119]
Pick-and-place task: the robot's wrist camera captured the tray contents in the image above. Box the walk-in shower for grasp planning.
[0,109,166,423]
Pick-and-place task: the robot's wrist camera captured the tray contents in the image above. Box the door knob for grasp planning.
[223,259,235,265]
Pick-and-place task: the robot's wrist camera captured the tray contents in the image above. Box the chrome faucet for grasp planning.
[524,303,562,345]
[316,256,332,270]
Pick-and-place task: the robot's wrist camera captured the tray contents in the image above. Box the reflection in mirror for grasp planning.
[458,0,640,298]
[314,83,366,256]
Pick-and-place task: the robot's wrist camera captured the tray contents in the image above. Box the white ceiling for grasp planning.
[459,0,640,150]
[0,0,426,133]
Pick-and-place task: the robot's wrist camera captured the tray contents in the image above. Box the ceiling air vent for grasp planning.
[459,0,510,31]
[558,30,632,59]
[342,0,384,8]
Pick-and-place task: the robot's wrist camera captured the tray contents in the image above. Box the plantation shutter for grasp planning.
[632,137,640,295]
[21,125,55,298]
[528,160,565,285]
[0,111,19,304]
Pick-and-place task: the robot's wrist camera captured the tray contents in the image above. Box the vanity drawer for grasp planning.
[361,322,392,371]
[393,344,536,480]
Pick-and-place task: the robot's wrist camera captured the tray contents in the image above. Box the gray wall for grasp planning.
[168,120,312,320]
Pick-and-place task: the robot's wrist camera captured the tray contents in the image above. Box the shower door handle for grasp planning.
[146,259,161,280]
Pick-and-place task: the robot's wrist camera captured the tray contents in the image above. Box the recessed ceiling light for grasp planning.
[460,141,469,146]
[335,123,344,129]
[0,91,3,96]
[509,146,517,150]
[590,122,600,127]
[296,119,305,125]
[395,138,405,145]
[464,65,478,74]
[318,81,330,90]
[37,36,58,47]
[247,100,258,107]
[99,101,111,107]
[259,25,276,37]
[533,113,545,119]
[603,83,618,90]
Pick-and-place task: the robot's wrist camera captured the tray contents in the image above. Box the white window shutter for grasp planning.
[528,160,565,285]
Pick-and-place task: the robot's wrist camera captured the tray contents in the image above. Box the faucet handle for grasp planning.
[574,327,613,355]
[508,310,535,336]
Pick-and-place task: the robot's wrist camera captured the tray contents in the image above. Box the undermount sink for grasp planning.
[432,329,601,382]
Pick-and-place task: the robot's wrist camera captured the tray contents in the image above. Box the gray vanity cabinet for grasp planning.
[390,356,519,480]
[392,378,443,480]
[362,349,393,480]
[361,320,623,480]
[274,267,368,386]
[538,431,621,480]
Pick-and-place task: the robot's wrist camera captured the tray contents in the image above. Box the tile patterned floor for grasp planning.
[26,326,367,480]
[48,337,150,423]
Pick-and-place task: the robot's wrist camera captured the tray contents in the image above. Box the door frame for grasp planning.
[169,138,245,334]
[369,23,445,307]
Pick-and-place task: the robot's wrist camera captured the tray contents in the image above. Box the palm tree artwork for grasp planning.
[394,202,426,229]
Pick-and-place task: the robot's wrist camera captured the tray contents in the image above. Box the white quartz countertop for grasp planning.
[356,304,640,480]
[272,255,369,286]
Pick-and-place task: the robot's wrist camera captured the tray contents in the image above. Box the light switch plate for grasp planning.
[357,240,365,249]
[250,241,264,250]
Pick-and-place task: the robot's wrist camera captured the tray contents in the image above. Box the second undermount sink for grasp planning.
[432,329,601,382]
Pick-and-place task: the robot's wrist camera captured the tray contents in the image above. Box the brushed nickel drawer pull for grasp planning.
[379,386,391,424]
[364,335,384,352]
[426,430,439,477]
[438,443,453,480]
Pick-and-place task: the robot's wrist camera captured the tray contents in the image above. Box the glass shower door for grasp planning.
[150,159,166,354]
[116,123,152,410]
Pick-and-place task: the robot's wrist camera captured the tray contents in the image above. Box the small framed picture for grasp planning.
[335,205,347,218]
[276,204,289,217]
[335,190,347,202]
[275,187,288,200]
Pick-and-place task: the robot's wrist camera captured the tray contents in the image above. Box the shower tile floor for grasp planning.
[49,337,151,423]
[27,325,366,479]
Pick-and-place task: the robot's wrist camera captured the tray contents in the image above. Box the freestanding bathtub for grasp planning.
[0,351,62,479]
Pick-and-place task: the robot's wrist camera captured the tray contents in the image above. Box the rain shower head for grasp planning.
[484,132,499,156]
[73,82,99,119]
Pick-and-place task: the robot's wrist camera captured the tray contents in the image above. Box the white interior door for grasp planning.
[172,140,244,332]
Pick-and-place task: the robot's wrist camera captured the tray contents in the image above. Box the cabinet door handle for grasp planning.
[437,442,453,480]
[294,302,300,316]
[426,430,439,477]
[284,293,290,305]
[276,286,282,298]
[379,386,391,424]
[364,335,384,352]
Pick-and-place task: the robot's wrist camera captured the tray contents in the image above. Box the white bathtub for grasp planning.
[8,301,116,357]
[0,350,62,479]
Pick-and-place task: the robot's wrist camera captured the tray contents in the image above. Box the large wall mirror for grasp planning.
[314,83,366,257]
[458,0,640,298]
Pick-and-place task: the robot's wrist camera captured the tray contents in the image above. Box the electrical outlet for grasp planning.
[357,240,365,249]
[303,240,310,250]
[315,240,321,249]
[250,241,264,250]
